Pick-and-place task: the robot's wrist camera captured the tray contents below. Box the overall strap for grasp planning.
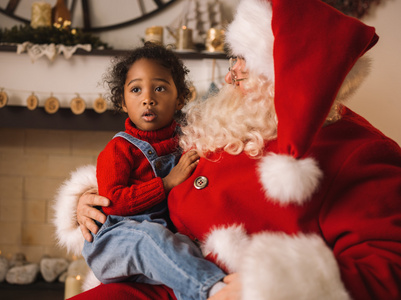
[113,132,159,176]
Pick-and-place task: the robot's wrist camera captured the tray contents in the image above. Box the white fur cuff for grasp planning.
[52,165,98,255]
[204,226,350,300]
[241,232,350,300]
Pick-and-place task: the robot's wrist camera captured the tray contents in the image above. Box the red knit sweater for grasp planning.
[97,118,179,216]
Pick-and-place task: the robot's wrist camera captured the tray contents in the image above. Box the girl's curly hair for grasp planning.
[104,42,191,113]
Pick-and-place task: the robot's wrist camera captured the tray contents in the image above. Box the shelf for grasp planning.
[0,45,227,59]
[0,105,126,131]
[0,45,227,131]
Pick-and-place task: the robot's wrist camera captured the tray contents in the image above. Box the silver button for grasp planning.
[194,176,208,189]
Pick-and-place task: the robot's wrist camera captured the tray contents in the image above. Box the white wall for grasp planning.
[0,0,238,109]
[347,0,401,145]
[0,0,400,145]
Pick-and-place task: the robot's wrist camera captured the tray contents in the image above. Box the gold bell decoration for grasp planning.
[205,28,225,53]
[0,89,8,108]
[93,95,108,114]
[44,95,60,114]
[70,95,86,115]
[27,93,39,110]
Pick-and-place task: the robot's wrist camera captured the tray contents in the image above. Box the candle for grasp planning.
[64,275,82,299]
[176,26,193,50]
[31,2,52,28]
[145,26,164,45]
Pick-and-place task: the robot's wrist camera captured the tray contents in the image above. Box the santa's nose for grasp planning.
[225,71,233,84]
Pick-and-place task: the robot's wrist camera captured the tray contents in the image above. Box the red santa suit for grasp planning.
[52,0,401,299]
[168,106,401,300]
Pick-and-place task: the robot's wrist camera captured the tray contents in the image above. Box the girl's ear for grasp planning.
[122,97,128,112]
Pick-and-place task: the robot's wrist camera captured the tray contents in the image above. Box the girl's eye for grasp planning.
[131,87,141,93]
[155,86,166,92]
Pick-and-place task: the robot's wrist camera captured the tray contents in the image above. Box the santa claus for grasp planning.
[53,0,401,299]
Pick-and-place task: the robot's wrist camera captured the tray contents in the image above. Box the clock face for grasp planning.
[0,0,177,32]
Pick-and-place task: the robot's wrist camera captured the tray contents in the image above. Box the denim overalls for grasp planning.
[82,132,225,300]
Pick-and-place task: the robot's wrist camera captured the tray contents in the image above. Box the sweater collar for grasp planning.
[124,118,178,142]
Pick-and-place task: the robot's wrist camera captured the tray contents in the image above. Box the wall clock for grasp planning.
[0,0,177,32]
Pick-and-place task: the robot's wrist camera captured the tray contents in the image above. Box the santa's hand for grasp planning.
[77,189,109,242]
[208,273,242,300]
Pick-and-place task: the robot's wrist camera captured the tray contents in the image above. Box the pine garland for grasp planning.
[0,24,110,49]
[0,1,384,48]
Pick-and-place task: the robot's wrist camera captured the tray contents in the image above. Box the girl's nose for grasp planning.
[142,97,155,106]
[142,90,155,106]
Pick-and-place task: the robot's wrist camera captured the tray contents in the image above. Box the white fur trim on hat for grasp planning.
[225,0,274,80]
[258,153,323,205]
[52,165,98,256]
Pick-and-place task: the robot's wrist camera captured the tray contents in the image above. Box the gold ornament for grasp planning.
[45,96,60,114]
[205,28,225,53]
[0,90,8,108]
[93,96,108,114]
[27,93,39,110]
[70,96,86,115]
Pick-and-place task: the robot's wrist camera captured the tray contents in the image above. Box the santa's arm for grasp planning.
[320,139,401,300]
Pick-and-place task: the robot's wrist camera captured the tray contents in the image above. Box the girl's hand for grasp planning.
[77,189,110,242]
[208,273,242,300]
[162,150,200,193]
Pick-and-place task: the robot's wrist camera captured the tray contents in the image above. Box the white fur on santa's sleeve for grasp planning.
[82,269,101,292]
[258,153,323,205]
[52,165,98,256]
[240,232,351,300]
[202,224,249,273]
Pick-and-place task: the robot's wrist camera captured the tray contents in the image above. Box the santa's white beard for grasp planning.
[180,77,277,158]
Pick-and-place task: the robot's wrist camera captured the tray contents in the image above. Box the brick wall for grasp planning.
[0,128,114,263]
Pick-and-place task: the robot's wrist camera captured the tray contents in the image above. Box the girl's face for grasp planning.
[123,58,183,131]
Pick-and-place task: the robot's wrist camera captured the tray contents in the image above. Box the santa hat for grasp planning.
[225,0,378,204]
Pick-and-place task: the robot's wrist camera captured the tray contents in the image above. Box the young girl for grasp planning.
[82,43,226,300]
